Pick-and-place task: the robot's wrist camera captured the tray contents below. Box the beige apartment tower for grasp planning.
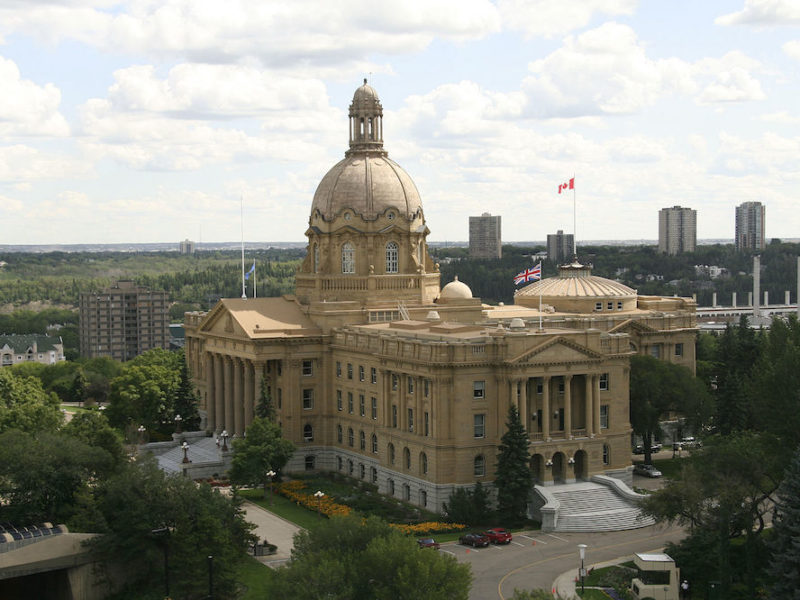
[79,280,169,361]
[469,213,502,259]
[185,81,696,517]
[735,202,765,251]
[658,206,696,255]
[547,230,575,264]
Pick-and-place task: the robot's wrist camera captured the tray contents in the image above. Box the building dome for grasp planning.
[440,276,473,299]
[515,261,637,313]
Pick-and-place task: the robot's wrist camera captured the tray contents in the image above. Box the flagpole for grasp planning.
[539,292,543,331]
[572,173,577,258]
[240,196,246,299]
[254,263,258,299]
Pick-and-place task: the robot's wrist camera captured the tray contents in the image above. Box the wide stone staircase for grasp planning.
[536,480,655,532]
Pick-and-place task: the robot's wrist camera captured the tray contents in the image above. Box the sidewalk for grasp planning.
[240,499,301,565]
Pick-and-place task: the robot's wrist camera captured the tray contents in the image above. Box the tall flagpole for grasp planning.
[572,173,577,258]
[254,265,258,299]
[240,196,246,299]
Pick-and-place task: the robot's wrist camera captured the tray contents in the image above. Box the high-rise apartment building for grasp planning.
[179,239,196,254]
[547,230,574,264]
[735,202,765,251]
[79,280,169,361]
[658,206,697,255]
[468,213,502,259]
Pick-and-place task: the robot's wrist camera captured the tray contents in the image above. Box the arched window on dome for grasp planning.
[313,243,319,273]
[385,242,398,273]
[342,242,355,274]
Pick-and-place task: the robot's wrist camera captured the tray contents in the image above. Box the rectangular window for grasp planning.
[348,392,354,414]
[473,380,485,399]
[302,360,313,376]
[536,380,543,394]
[371,367,377,384]
[408,377,415,394]
[302,389,314,410]
[600,405,609,429]
[391,374,398,390]
[474,414,486,438]
[392,405,398,428]
[424,379,429,397]
[617,301,623,310]
[371,397,377,420]
[595,302,603,311]
[336,361,342,377]
[599,373,609,391]
[347,363,353,379]
[649,345,661,359]
[607,301,613,310]
[337,390,342,411]
[359,394,365,417]
[408,408,414,432]
[277,388,282,409]
[558,379,565,393]
[675,343,684,357]
[424,411,429,436]
[359,365,365,381]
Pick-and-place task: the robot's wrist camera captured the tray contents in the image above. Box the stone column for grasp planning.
[205,353,216,432]
[223,356,233,433]
[542,375,551,441]
[564,374,573,439]
[244,360,254,430]
[233,359,244,436]
[517,379,527,431]
[585,375,593,437]
[593,374,602,435]
[214,354,224,433]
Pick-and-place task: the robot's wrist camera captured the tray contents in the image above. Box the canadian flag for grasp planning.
[558,177,575,194]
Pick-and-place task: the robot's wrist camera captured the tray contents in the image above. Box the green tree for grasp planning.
[767,443,800,600]
[88,457,253,599]
[0,369,63,433]
[255,376,276,421]
[69,368,88,406]
[229,417,295,496]
[106,363,179,434]
[270,514,472,600]
[0,430,115,525]
[62,409,127,469]
[174,353,201,431]
[443,482,492,525]
[494,404,532,524]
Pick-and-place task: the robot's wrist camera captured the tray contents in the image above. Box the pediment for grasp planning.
[608,319,658,335]
[199,303,248,338]
[509,336,602,365]
[198,297,322,340]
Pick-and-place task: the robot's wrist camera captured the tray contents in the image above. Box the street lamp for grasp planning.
[221,430,229,452]
[174,413,182,434]
[578,544,587,594]
[181,441,190,464]
[265,470,276,502]
[207,555,214,600]
[314,490,325,517]
[137,425,146,445]
[151,527,171,597]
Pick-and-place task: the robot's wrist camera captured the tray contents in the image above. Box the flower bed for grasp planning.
[389,521,466,535]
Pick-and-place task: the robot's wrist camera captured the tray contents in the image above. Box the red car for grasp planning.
[484,527,513,544]
[459,532,490,548]
[417,537,440,550]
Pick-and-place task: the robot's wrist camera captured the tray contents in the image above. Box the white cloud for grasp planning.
[497,0,637,38]
[694,51,766,104]
[0,56,69,137]
[710,132,800,177]
[784,40,800,61]
[760,110,800,125]
[0,145,89,182]
[716,0,800,26]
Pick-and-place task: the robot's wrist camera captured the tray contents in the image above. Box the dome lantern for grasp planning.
[347,78,386,157]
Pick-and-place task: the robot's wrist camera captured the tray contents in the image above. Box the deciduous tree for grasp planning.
[229,417,295,496]
[0,368,63,433]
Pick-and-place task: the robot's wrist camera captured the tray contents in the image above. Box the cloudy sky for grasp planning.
[1,0,799,246]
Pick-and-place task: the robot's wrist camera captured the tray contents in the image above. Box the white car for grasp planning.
[634,464,662,478]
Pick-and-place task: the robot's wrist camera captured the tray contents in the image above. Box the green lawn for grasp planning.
[235,555,276,599]
[575,588,615,599]
[59,404,93,414]
[238,488,327,531]
[651,456,687,479]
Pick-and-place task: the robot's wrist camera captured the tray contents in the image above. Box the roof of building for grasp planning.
[199,297,321,339]
[0,334,62,353]
[440,276,473,299]
[515,260,637,300]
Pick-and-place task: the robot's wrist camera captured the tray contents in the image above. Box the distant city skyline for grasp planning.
[1,1,798,245]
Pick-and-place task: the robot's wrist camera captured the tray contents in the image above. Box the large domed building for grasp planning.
[184,81,696,530]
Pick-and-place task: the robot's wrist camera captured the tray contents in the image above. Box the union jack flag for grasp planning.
[514,262,542,285]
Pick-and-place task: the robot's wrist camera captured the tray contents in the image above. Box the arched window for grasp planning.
[337,456,343,471]
[342,242,355,274]
[421,452,428,475]
[371,467,378,483]
[474,455,486,477]
[337,424,343,443]
[359,430,365,451]
[359,463,365,479]
[303,424,313,441]
[388,478,395,496]
[371,434,378,454]
[420,490,427,507]
[313,243,319,273]
[385,241,398,273]
[404,447,411,469]
[305,455,315,470]
[402,483,410,501]
[348,427,354,447]
[348,459,354,475]
[389,443,395,464]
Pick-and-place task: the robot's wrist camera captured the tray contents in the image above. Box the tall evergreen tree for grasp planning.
[256,376,276,421]
[768,444,800,600]
[494,404,531,524]
[174,356,201,431]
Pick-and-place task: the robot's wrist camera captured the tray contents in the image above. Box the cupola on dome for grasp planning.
[440,276,473,300]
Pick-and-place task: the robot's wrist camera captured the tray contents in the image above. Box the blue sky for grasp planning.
[1,0,799,245]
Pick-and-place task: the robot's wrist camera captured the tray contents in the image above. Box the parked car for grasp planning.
[633,444,644,454]
[651,442,662,453]
[459,532,490,547]
[681,437,701,449]
[417,537,440,550]
[633,463,662,478]
[484,527,513,544]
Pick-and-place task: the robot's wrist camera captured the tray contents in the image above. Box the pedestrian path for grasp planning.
[240,499,300,564]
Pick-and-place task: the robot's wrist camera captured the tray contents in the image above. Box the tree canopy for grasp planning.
[0,368,63,433]
[229,417,295,495]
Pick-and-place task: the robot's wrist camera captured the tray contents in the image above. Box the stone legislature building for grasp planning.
[184,80,696,514]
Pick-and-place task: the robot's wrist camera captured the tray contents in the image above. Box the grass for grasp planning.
[238,488,328,531]
[575,589,615,599]
[235,555,276,600]
[60,404,93,414]
[651,456,687,479]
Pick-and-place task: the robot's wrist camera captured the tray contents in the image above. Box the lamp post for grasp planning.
[207,555,214,600]
[266,470,276,503]
[174,413,182,434]
[181,441,190,464]
[221,430,229,452]
[151,527,171,597]
[314,490,325,517]
[578,543,587,595]
[137,425,146,445]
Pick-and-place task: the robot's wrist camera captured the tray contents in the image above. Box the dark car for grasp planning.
[633,463,662,478]
[459,532,490,548]
[484,527,512,544]
[417,537,440,550]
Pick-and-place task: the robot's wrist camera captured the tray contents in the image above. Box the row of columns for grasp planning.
[205,353,263,436]
[509,374,602,441]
